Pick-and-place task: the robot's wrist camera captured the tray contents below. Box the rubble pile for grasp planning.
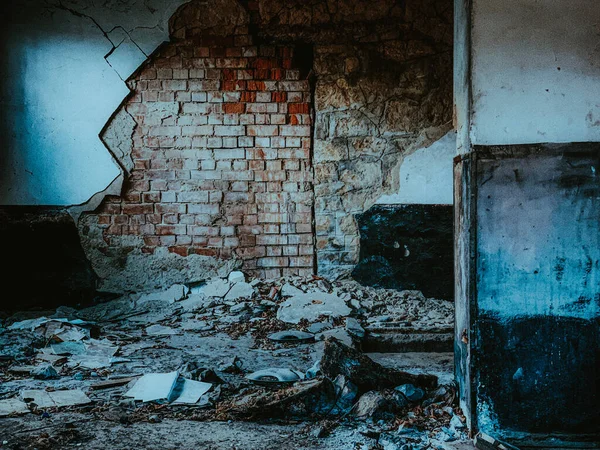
[0,272,465,449]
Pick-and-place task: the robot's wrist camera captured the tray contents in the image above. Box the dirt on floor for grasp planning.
[0,273,469,450]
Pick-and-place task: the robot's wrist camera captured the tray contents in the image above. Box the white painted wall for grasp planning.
[0,0,188,206]
[470,0,600,145]
[377,132,455,205]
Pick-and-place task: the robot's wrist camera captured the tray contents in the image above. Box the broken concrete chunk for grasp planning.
[224,282,255,301]
[199,279,231,298]
[178,294,210,312]
[319,338,438,393]
[354,390,407,420]
[230,302,250,314]
[0,398,30,417]
[21,389,91,408]
[316,328,354,348]
[308,322,331,334]
[345,317,365,338]
[277,292,352,324]
[395,383,424,402]
[281,283,304,297]
[228,271,245,284]
[137,284,188,304]
[31,364,58,380]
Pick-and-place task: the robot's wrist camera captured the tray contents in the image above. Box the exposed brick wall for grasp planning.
[90,30,315,279]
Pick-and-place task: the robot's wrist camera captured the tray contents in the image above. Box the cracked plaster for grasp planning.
[0,0,190,206]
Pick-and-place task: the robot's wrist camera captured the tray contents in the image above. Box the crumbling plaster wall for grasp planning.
[2,0,452,293]
[253,0,454,278]
[0,0,191,206]
[80,0,316,292]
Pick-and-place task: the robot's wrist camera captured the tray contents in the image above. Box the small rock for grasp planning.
[281,283,304,297]
[394,384,424,402]
[73,372,84,381]
[354,390,407,420]
[313,424,331,438]
[308,322,331,334]
[277,292,351,324]
[260,299,277,307]
[199,279,231,298]
[228,271,245,284]
[450,414,466,430]
[219,356,244,374]
[316,328,354,347]
[305,360,321,379]
[224,282,255,301]
[137,284,188,304]
[32,364,58,380]
[148,414,161,423]
[230,302,249,313]
[345,317,365,338]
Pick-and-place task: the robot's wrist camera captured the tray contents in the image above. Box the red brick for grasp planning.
[288,103,310,114]
[223,103,245,114]
[168,246,189,257]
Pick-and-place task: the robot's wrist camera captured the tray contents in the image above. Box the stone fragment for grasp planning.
[277,292,351,324]
[353,390,407,420]
[228,271,245,284]
[224,282,255,301]
[230,302,249,313]
[395,384,424,402]
[177,294,211,312]
[31,364,58,380]
[137,284,188,304]
[345,317,365,338]
[308,322,331,334]
[281,283,304,297]
[316,328,354,348]
[199,279,231,298]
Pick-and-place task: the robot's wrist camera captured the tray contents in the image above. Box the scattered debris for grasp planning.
[395,383,425,402]
[277,292,352,324]
[0,272,462,449]
[354,390,407,420]
[21,390,91,408]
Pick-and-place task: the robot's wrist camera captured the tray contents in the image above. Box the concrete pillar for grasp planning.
[454,0,600,444]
